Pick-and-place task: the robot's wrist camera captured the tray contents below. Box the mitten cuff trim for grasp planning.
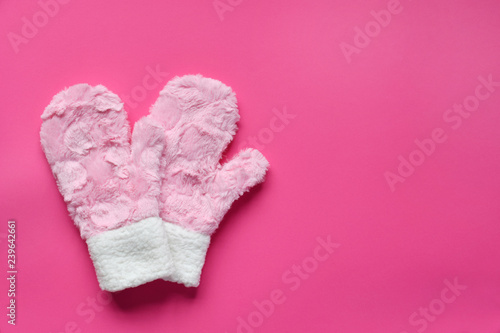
[87,217,173,292]
[163,222,211,287]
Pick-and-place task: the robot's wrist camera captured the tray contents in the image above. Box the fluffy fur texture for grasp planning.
[150,75,269,236]
[148,75,269,286]
[41,84,173,291]
[40,76,269,289]
[41,84,165,239]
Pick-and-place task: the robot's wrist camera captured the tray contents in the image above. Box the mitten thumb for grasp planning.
[214,148,269,211]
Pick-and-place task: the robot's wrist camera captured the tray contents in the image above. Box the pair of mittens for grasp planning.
[40,75,269,292]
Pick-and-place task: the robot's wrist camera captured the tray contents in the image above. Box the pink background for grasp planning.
[1,0,500,332]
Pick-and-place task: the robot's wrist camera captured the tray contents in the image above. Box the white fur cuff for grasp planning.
[87,217,174,292]
[163,222,211,287]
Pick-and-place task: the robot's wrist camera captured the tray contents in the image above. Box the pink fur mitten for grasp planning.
[40,84,174,292]
[148,75,269,287]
